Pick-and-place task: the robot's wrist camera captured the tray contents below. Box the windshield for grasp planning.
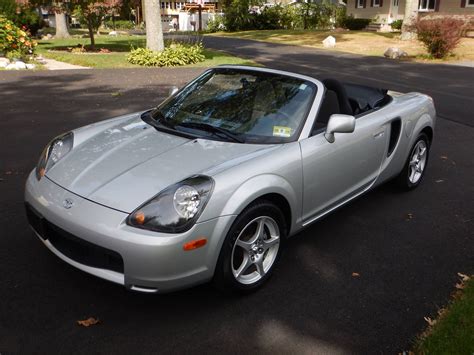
[150,68,317,144]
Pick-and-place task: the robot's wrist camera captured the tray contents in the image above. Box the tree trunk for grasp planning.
[87,18,96,49]
[401,0,418,40]
[144,0,164,51]
[54,11,70,39]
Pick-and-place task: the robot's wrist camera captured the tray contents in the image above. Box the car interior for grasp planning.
[312,78,392,135]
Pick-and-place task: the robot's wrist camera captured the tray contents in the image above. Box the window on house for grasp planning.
[419,0,436,10]
[357,0,364,7]
[373,0,381,6]
[467,0,474,6]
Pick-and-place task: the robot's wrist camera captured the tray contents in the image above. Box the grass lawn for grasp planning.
[210,29,474,62]
[415,276,474,354]
[37,35,256,68]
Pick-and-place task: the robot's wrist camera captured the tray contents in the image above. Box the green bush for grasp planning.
[127,43,205,67]
[0,15,36,59]
[0,0,16,19]
[222,2,340,31]
[0,0,43,36]
[335,6,347,28]
[414,18,464,59]
[390,19,403,30]
[207,16,226,32]
[104,19,135,30]
[342,16,371,30]
[14,6,44,35]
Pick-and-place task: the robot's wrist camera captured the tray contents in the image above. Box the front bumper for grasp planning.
[24,171,235,293]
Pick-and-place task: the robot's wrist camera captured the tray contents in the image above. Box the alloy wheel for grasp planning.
[231,216,280,285]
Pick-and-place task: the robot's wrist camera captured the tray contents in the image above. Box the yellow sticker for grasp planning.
[273,126,292,138]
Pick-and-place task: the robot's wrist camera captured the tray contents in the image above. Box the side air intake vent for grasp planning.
[387,118,401,157]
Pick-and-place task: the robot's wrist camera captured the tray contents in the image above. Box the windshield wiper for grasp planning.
[177,122,244,143]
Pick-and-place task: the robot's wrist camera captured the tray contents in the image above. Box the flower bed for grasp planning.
[0,16,36,60]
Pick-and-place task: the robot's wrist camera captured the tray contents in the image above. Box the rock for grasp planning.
[15,61,27,69]
[46,33,53,39]
[5,63,18,70]
[26,63,36,70]
[384,47,408,59]
[322,35,336,48]
[108,30,118,36]
[0,57,10,68]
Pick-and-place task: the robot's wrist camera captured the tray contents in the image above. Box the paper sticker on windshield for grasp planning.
[273,126,292,137]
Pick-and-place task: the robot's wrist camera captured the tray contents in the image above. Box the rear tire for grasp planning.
[213,200,287,293]
[395,133,430,190]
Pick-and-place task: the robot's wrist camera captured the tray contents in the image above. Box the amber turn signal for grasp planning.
[183,238,207,251]
[133,211,146,225]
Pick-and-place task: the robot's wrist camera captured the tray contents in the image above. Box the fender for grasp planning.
[219,174,301,236]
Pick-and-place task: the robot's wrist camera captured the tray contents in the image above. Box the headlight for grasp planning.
[36,132,74,180]
[127,175,214,234]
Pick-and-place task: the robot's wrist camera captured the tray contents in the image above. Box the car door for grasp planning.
[299,111,389,225]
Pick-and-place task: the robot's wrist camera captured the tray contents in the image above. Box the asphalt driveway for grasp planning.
[0,39,473,354]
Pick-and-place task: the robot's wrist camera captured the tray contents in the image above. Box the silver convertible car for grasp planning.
[25,66,436,293]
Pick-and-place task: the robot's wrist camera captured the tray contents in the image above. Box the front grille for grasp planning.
[25,203,124,273]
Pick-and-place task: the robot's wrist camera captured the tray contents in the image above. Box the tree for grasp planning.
[74,0,120,48]
[54,9,70,38]
[401,0,418,40]
[143,0,164,51]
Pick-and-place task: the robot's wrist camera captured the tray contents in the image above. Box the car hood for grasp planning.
[47,114,276,213]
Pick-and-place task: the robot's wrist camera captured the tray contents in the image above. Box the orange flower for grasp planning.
[12,43,17,48]
[25,40,30,46]
[19,37,25,43]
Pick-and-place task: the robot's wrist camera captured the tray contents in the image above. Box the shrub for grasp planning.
[390,19,403,30]
[342,16,371,30]
[0,0,16,20]
[104,19,135,30]
[0,16,36,59]
[335,6,347,28]
[414,18,464,59]
[127,43,205,67]
[13,6,44,36]
[207,16,226,32]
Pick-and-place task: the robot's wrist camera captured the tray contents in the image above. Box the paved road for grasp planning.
[0,41,473,354]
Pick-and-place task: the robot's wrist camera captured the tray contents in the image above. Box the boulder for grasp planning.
[384,47,408,59]
[5,63,18,70]
[0,57,10,68]
[26,63,36,70]
[15,61,27,69]
[322,35,336,48]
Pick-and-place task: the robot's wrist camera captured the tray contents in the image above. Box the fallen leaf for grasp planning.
[455,282,465,290]
[406,213,414,220]
[111,92,122,97]
[440,155,448,160]
[77,317,100,327]
[435,179,444,183]
[424,316,436,326]
[458,273,470,282]
[352,272,360,277]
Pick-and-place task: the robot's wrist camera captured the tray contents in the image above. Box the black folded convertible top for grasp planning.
[343,83,389,112]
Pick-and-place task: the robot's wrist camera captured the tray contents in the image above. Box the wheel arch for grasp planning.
[219,174,299,236]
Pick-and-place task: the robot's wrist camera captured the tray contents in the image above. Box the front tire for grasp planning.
[396,133,430,190]
[213,200,287,293]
